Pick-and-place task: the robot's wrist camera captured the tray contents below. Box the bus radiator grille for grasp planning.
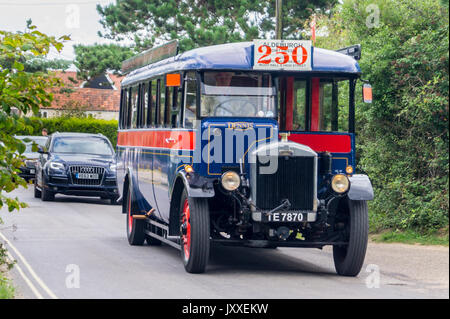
[255,156,315,211]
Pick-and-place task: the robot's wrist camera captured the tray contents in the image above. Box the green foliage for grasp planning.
[14,117,119,148]
[0,277,14,299]
[320,0,449,232]
[0,21,68,214]
[74,43,134,80]
[97,0,337,52]
[23,58,72,73]
[0,56,72,73]
[0,242,15,299]
[371,228,449,246]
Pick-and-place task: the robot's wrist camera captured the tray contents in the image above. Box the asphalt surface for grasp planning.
[0,187,448,299]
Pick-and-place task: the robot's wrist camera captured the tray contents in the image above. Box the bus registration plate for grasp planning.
[265,212,305,223]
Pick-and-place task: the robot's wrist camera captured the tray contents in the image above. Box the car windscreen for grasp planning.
[51,137,113,156]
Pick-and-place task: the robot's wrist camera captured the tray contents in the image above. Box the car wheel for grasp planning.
[179,189,210,273]
[34,179,41,198]
[333,199,369,277]
[125,184,146,246]
[109,196,120,205]
[41,176,55,201]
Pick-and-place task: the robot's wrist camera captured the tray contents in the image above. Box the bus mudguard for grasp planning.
[172,170,215,199]
[348,174,374,201]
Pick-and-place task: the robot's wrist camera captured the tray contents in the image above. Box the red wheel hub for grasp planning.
[181,199,191,261]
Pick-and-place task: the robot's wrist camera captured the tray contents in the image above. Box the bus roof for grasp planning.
[122,42,361,86]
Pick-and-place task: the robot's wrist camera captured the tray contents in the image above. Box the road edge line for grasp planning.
[0,231,58,299]
[5,250,44,299]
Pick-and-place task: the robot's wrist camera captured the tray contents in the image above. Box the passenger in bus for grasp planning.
[214,72,233,86]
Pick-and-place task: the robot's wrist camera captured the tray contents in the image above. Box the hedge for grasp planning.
[14,117,119,147]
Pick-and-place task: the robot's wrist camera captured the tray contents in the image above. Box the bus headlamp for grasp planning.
[221,171,240,191]
[331,174,350,193]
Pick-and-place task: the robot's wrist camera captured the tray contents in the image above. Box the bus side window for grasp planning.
[141,82,149,128]
[126,87,132,129]
[164,85,171,126]
[293,79,307,131]
[119,89,125,129]
[158,79,165,127]
[130,85,139,129]
[184,72,197,129]
[171,86,181,128]
[149,80,156,126]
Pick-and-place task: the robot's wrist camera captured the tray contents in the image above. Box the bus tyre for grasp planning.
[180,189,210,273]
[333,200,369,277]
[34,180,41,198]
[125,185,146,246]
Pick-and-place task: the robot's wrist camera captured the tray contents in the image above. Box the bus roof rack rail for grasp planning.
[336,44,361,60]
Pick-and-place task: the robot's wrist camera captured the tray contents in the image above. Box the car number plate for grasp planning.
[76,173,99,179]
[264,212,305,222]
[30,169,35,174]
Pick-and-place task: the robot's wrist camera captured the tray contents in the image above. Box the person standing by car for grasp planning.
[41,128,48,136]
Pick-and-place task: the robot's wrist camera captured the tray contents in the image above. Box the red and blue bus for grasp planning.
[116,40,374,275]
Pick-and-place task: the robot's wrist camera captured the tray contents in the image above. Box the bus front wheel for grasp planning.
[179,189,210,273]
[333,199,369,277]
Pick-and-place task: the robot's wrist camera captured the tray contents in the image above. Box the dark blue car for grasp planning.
[34,132,119,204]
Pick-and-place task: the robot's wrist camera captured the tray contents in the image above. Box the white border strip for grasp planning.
[5,250,43,299]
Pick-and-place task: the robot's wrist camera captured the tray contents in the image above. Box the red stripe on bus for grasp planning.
[117,130,195,150]
[285,133,352,153]
[310,77,320,131]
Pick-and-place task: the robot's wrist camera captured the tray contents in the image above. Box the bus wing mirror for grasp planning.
[363,83,373,103]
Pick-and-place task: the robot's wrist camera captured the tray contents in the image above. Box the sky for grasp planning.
[0,0,117,62]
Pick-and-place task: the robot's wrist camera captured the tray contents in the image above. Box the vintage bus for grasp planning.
[116,40,374,276]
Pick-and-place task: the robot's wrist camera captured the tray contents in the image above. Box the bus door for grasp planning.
[278,76,354,174]
[135,82,159,219]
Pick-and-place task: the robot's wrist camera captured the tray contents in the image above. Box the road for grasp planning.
[0,187,448,299]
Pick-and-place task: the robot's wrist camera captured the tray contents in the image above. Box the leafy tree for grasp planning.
[317,0,449,232]
[0,56,71,73]
[0,21,68,214]
[73,43,134,80]
[23,58,72,73]
[96,0,337,52]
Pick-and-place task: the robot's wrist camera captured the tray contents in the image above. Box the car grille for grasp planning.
[255,155,315,211]
[69,165,105,186]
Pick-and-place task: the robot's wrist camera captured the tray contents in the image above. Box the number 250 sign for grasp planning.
[253,40,312,71]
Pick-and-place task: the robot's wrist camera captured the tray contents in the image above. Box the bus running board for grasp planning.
[144,219,181,250]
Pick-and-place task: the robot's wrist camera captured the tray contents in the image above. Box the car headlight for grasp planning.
[221,171,241,191]
[49,162,64,170]
[331,174,350,193]
[109,163,117,171]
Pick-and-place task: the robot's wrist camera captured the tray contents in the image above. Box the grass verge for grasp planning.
[370,228,449,246]
[1,243,15,299]
[0,274,14,299]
